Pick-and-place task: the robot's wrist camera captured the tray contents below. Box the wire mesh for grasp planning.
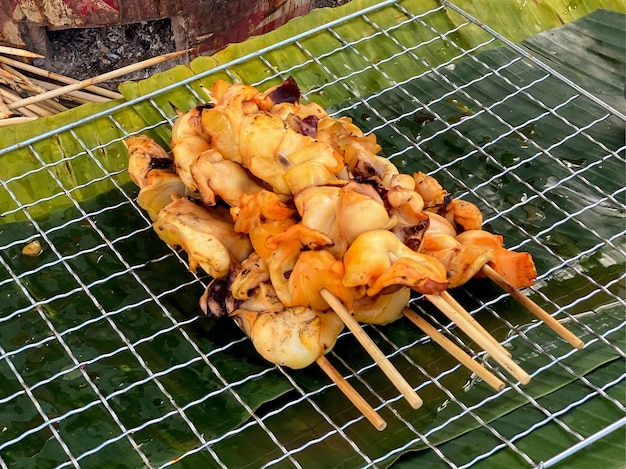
[0,1,624,468]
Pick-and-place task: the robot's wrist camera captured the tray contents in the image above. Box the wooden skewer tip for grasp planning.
[316,355,387,431]
[481,265,584,350]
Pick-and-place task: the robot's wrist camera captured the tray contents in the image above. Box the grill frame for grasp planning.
[0,1,624,468]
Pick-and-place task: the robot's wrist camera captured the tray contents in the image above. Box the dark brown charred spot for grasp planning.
[284,269,293,280]
[202,278,234,319]
[405,235,423,252]
[148,157,174,171]
[169,101,214,116]
[395,216,429,251]
[352,161,378,179]
[286,114,319,137]
[268,76,300,105]
[353,176,388,205]
[301,115,319,136]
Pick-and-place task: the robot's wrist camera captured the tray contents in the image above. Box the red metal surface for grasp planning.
[0,0,312,56]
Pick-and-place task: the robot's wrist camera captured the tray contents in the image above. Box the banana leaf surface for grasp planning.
[0,1,624,468]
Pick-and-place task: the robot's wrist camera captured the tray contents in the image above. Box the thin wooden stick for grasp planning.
[7,50,187,111]
[403,308,505,391]
[0,93,13,117]
[426,294,531,385]
[320,289,423,409]
[481,265,584,350]
[30,77,109,103]
[440,291,512,358]
[0,55,122,99]
[0,45,44,59]
[0,116,37,127]
[0,88,44,117]
[0,63,47,95]
[316,355,387,430]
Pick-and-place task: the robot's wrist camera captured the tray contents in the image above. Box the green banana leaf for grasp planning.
[1,0,624,222]
[0,2,624,469]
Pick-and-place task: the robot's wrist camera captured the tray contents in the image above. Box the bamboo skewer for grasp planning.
[0,93,14,119]
[6,50,187,112]
[316,355,387,430]
[0,55,123,99]
[30,78,110,104]
[482,265,584,350]
[0,45,44,59]
[426,293,531,385]
[0,88,46,117]
[0,116,37,127]
[320,289,423,409]
[402,308,505,391]
[440,291,512,358]
[0,63,47,95]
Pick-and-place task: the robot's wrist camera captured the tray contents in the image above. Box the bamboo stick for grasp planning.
[30,77,109,103]
[402,308,505,391]
[316,355,387,430]
[0,116,37,127]
[0,63,47,95]
[440,291,512,358]
[0,92,13,117]
[0,68,67,114]
[0,55,122,99]
[426,294,531,385]
[0,45,44,59]
[7,50,187,111]
[320,289,423,409]
[481,265,584,350]
[0,88,46,117]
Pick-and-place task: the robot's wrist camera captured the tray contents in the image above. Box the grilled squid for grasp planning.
[231,306,344,369]
[343,229,448,296]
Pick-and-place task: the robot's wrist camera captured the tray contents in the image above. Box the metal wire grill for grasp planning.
[0,1,624,468]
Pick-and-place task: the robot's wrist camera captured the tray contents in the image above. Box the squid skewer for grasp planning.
[320,289,423,410]
[416,174,583,350]
[127,77,586,433]
[350,286,507,391]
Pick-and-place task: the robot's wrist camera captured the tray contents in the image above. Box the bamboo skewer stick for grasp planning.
[0,70,68,115]
[440,291,512,358]
[0,55,123,99]
[481,265,584,350]
[7,50,187,111]
[0,88,45,117]
[0,45,44,59]
[0,93,14,118]
[402,308,505,391]
[0,116,37,127]
[426,293,531,385]
[30,78,109,104]
[316,355,387,430]
[0,63,47,95]
[320,289,423,409]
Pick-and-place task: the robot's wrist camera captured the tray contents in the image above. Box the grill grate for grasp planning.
[1,1,624,468]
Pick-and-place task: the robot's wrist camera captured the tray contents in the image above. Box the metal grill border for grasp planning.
[0,1,624,468]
